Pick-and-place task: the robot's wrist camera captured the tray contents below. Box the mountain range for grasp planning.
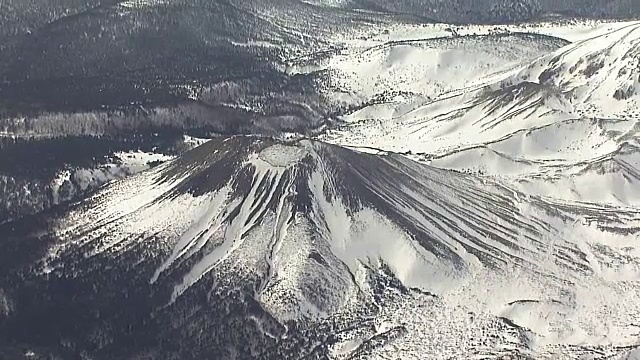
[1,1,640,359]
[323,22,640,206]
[3,136,640,359]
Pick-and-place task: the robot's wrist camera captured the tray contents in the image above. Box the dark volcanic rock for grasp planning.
[0,135,576,359]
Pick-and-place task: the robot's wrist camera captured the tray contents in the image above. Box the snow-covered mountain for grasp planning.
[317,33,568,104]
[2,135,639,359]
[323,22,640,206]
[0,0,397,222]
[2,2,640,359]
[501,22,640,118]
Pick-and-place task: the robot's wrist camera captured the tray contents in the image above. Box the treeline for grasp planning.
[0,94,327,146]
[0,130,186,178]
[0,130,184,223]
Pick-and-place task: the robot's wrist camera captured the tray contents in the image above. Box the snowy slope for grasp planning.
[316,33,568,105]
[10,136,635,359]
[501,22,640,118]
[355,19,640,44]
[324,81,575,155]
[322,22,640,206]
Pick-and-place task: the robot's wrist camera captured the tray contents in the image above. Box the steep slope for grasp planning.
[0,0,407,222]
[502,22,640,118]
[324,81,575,155]
[2,136,640,359]
[323,23,640,205]
[315,32,568,105]
[428,119,640,205]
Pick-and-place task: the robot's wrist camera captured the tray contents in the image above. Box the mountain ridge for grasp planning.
[323,22,640,206]
[2,3,640,359]
[2,135,640,358]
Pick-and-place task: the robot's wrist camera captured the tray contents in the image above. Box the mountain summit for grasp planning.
[2,2,640,359]
[2,136,639,359]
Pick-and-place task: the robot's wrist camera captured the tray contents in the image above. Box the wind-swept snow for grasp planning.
[322,22,640,206]
[38,136,640,358]
[501,22,640,118]
[8,15,640,359]
[317,33,568,104]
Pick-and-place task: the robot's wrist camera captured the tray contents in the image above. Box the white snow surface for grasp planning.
[618,348,640,360]
[321,21,640,206]
[500,22,640,118]
[332,19,639,47]
[313,31,568,105]
[44,137,640,358]
[117,0,171,9]
[182,135,212,148]
[34,18,640,359]
[47,151,174,204]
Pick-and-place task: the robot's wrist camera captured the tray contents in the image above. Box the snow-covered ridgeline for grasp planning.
[40,137,640,356]
[321,22,640,206]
